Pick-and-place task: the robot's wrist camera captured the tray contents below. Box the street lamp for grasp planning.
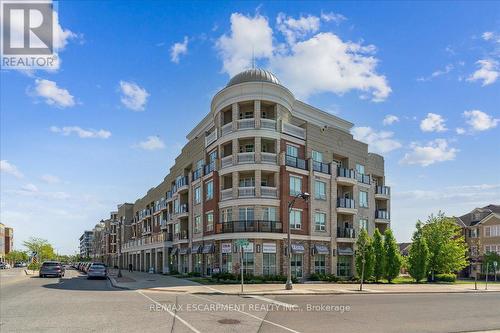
[117,218,123,278]
[286,192,310,290]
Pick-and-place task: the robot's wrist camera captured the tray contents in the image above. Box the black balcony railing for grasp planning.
[337,167,356,179]
[285,155,308,170]
[375,210,390,219]
[337,227,356,238]
[192,168,203,181]
[312,160,330,174]
[204,161,215,175]
[356,173,371,185]
[217,220,283,234]
[376,186,391,196]
[337,198,356,209]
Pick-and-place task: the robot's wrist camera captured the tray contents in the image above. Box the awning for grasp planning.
[202,244,215,254]
[291,243,305,254]
[314,244,329,255]
[179,247,189,255]
[191,244,202,254]
[337,247,354,255]
[170,248,178,256]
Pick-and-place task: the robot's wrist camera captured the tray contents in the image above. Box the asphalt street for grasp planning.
[1,268,499,333]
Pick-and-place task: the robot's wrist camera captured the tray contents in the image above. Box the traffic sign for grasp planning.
[235,239,249,247]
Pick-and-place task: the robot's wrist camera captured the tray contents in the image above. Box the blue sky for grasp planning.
[1,1,499,255]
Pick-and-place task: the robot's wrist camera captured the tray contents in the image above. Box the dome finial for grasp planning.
[252,45,255,69]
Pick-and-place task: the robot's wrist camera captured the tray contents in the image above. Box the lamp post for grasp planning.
[117,218,123,278]
[286,192,310,290]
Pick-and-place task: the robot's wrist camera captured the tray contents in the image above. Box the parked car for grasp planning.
[39,261,65,278]
[0,262,9,269]
[87,263,107,279]
[14,262,27,267]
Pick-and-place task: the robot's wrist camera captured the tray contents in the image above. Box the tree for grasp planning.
[22,237,56,262]
[373,228,385,282]
[5,250,29,263]
[483,251,500,277]
[355,228,375,281]
[421,212,468,280]
[408,222,430,282]
[384,228,402,283]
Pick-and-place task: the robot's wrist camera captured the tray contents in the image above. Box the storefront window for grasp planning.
[337,256,351,277]
[263,253,277,276]
[243,252,254,275]
[193,254,202,273]
[314,254,326,274]
[291,254,303,278]
[181,255,188,274]
[222,253,232,273]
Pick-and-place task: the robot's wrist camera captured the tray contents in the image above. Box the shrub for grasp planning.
[309,273,340,282]
[187,271,201,277]
[435,273,456,282]
[28,262,41,271]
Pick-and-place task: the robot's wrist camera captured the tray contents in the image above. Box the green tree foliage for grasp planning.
[5,250,29,263]
[483,251,500,275]
[22,237,56,262]
[408,222,430,282]
[355,228,375,281]
[372,228,385,282]
[421,213,468,280]
[384,228,402,283]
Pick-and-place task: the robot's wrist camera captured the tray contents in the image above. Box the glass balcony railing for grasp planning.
[175,176,189,189]
[337,227,356,238]
[217,220,282,233]
[375,210,390,220]
[337,167,356,179]
[337,198,356,209]
[204,161,215,175]
[376,186,391,196]
[192,168,203,181]
[357,173,371,185]
[285,155,308,170]
[312,160,330,174]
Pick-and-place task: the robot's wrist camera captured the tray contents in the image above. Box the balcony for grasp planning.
[166,191,173,201]
[176,203,189,217]
[261,152,277,164]
[175,230,189,241]
[237,152,255,164]
[282,122,306,140]
[285,155,308,170]
[261,186,278,198]
[160,219,167,229]
[221,155,233,169]
[238,118,255,130]
[375,186,391,200]
[221,188,233,201]
[357,173,371,185]
[337,198,357,215]
[337,227,356,239]
[336,167,357,186]
[312,161,330,174]
[375,210,390,223]
[238,186,256,198]
[192,168,203,182]
[175,176,189,193]
[204,161,216,175]
[260,119,277,130]
[217,220,283,234]
[205,129,218,147]
[221,122,233,136]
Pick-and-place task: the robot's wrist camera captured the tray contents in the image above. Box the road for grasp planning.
[1,267,499,333]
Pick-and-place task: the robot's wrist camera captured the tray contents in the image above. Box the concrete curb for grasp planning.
[107,276,131,290]
[24,269,35,276]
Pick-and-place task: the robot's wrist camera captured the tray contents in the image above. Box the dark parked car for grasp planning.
[39,261,65,278]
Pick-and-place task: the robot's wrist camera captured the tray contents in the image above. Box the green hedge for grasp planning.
[435,273,456,282]
[28,262,41,270]
[309,273,340,282]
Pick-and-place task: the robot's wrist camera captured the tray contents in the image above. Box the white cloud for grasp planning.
[456,127,466,135]
[170,36,189,63]
[119,81,149,111]
[351,126,402,154]
[420,113,447,132]
[52,11,78,50]
[417,64,453,82]
[0,160,24,179]
[383,114,399,126]
[40,174,61,184]
[16,183,70,200]
[467,59,499,86]
[216,12,390,102]
[134,136,165,151]
[481,31,500,43]
[21,183,39,193]
[276,13,320,44]
[33,79,75,108]
[216,13,274,76]
[50,126,111,139]
[400,139,458,167]
[463,109,499,131]
[320,12,346,24]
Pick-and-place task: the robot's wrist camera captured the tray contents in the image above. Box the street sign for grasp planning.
[235,239,249,247]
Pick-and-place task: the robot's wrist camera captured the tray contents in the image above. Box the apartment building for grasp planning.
[90,68,391,279]
[456,204,500,277]
[0,224,14,262]
[79,231,94,258]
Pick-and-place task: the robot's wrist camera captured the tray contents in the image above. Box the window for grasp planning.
[356,164,365,175]
[291,254,303,278]
[206,212,214,232]
[314,180,326,200]
[359,191,368,208]
[209,150,217,162]
[286,144,298,157]
[174,222,180,234]
[194,215,201,233]
[485,226,500,237]
[194,186,201,204]
[289,176,302,196]
[239,207,254,221]
[314,212,326,231]
[196,159,204,170]
[337,256,351,277]
[173,199,179,214]
[239,176,255,187]
[222,253,232,273]
[289,209,302,229]
[314,254,326,274]
[193,254,202,273]
[221,208,232,223]
[263,207,276,221]
[312,150,323,162]
[239,144,254,153]
[263,253,277,276]
[206,181,213,200]
[243,252,254,275]
[359,218,368,231]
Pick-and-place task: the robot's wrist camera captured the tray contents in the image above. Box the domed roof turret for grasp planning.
[227,68,281,87]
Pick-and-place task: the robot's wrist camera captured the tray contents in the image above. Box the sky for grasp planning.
[1,1,499,255]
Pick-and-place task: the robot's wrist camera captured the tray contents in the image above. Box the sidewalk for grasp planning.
[107,269,500,295]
